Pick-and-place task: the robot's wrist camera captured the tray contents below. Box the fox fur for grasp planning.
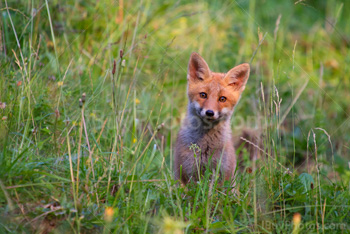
[174,52,250,189]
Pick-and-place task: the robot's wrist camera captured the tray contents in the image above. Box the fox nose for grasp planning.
[205,110,214,117]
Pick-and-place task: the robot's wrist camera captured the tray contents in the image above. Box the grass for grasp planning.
[1,0,350,233]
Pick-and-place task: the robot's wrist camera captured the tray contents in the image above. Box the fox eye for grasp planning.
[219,96,226,102]
[199,92,207,99]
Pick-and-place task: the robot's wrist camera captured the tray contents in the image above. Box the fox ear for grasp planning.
[187,52,211,82]
[224,63,250,91]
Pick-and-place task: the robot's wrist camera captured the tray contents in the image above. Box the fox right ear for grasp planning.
[187,52,211,82]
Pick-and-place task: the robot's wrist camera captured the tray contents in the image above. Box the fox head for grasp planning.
[187,52,250,122]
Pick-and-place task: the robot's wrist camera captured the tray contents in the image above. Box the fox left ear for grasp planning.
[224,63,250,91]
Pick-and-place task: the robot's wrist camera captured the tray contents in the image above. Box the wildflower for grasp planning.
[162,216,188,234]
[292,213,301,234]
[48,75,56,81]
[32,8,37,17]
[293,213,301,225]
[104,207,114,223]
[47,40,54,48]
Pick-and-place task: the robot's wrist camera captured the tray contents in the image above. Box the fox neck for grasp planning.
[184,104,233,143]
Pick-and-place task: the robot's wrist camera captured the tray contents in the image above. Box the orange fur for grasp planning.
[174,52,250,192]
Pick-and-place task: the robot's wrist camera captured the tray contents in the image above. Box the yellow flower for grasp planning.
[162,216,188,234]
[57,81,64,87]
[72,121,80,126]
[293,213,301,225]
[292,213,301,234]
[135,98,140,105]
[104,207,114,223]
[133,138,137,143]
[47,40,54,48]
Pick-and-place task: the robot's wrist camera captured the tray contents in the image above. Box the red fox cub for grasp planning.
[174,52,250,189]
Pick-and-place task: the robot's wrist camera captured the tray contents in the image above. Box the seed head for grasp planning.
[55,109,60,118]
[112,59,116,75]
[82,93,86,103]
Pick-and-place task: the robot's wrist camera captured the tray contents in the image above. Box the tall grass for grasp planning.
[0,0,350,233]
